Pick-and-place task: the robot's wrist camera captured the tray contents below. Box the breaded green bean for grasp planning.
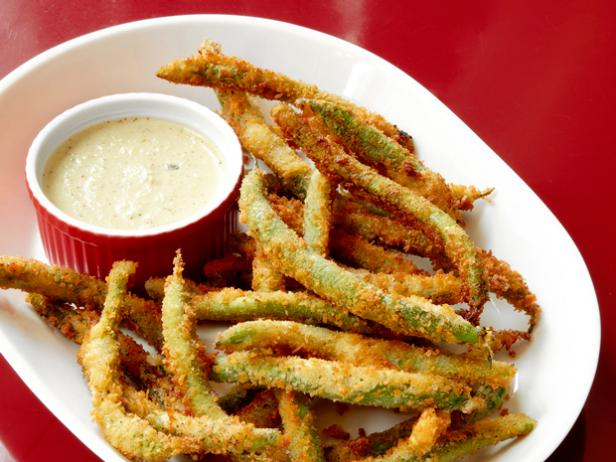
[303,170,333,256]
[145,282,388,336]
[301,166,334,462]
[234,204,475,326]
[269,194,427,274]
[387,408,450,458]
[217,89,311,198]
[466,384,507,422]
[57,275,283,456]
[216,321,515,388]
[356,270,463,305]
[267,193,305,230]
[252,244,286,291]
[272,107,487,320]
[157,45,415,155]
[161,252,225,418]
[304,100,457,219]
[334,199,539,330]
[278,390,325,462]
[297,168,341,462]
[214,88,434,271]
[236,389,281,429]
[479,249,540,331]
[305,100,422,177]
[78,261,198,461]
[240,169,480,345]
[449,184,494,211]
[203,253,253,288]
[27,294,184,411]
[212,351,472,411]
[335,214,537,331]
[27,293,99,345]
[0,256,163,348]
[326,418,419,462]
[425,413,535,461]
[120,385,284,457]
[333,196,442,262]
[332,230,422,275]
[328,413,533,462]
[218,384,261,414]
[27,293,167,390]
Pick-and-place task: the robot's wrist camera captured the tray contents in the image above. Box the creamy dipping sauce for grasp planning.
[42,117,223,230]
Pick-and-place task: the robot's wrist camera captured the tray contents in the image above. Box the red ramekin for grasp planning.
[25,93,243,283]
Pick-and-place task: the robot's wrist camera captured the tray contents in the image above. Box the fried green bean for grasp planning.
[120,385,284,457]
[270,193,428,275]
[326,418,419,462]
[385,408,450,459]
[303,100,457,219]
[73,258,286,457]
[27,293,98,344]
[333,200,539,330]
[216,321,514,388]
[240,169,480,345]
[217,89,311,198]
[295,168,346,462]
[214,86,433,270]
[212,351,472,411]
[449,184,494,212]
[27,294,184,411]
[157,45,415,155]
[356,271,463,305]
[479,249,540,331]
[278,390,325,461]
[218,384,261,414]
[332,231,422,275]
[272,106,487,320]
[333,196,442,262]
[0,256,163,348]
[146,282,389,336]
[161,252,225,418]
[425,413,535,461]
[266,193,534,325]
[78,261,198,461]
[235,389,281,429]
[328,413,533,462]
[303,170,333,256]
[203,253,253,288]
[27,293,167,390]
[252,244,286,291]
[269,194,426,274]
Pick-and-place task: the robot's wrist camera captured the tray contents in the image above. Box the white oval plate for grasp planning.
[0,15,600,462]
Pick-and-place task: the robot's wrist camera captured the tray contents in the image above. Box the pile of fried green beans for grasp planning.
[0,39,540,461]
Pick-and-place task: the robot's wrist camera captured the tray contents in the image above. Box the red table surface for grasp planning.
[0,1,614,461]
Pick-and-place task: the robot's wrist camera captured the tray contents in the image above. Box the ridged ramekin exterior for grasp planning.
[27,179,240,283]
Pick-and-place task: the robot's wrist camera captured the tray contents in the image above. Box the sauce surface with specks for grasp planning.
[42,117,223,230]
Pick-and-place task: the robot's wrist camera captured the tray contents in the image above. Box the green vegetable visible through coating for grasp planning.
[278,390,325,461]
[239,169,480,345]
[304,100,458,219]
[272,106,488,323]
[161,252,226,418]
[216,320,515,388]
[211,351,472,411]
[303,170,333,255]
[77,261,198,461]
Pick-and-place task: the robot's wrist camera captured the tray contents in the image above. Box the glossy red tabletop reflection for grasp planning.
[1,1,613,461]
